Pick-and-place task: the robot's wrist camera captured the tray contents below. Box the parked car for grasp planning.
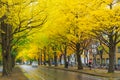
[32,61,38,67]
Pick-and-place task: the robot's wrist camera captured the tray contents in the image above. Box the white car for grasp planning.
[32,61,38,67]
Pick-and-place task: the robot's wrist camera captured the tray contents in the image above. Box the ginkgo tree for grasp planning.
[45,0,120,73]
[17,43,39,61]
[89,0,120,73]
[47,0,92,70]
[0,0,47,76]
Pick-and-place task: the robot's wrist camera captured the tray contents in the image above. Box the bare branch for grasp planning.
[0,15,7,22]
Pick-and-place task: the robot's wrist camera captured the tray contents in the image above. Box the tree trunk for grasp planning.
[43,47,46,66]
[93,54,97,66]
[86,55,88,65]
[38,58,40,65]
[1,22,12,76]
[30,60,32,65]
[40,53,42,65]
[59,54,62,65]
[76,53,83,69]
[54,51,58,67]
[114,46,117,70]
[52,46,58,67]
[100,52,103,67]
[11,55,15,68]
[48,55,51,66]
[64,44,68,68]
[108,45,115,73]
[108,34,116,73]
[76,43,83,70]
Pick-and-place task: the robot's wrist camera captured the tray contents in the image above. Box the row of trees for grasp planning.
[0,0,47,76]
[0,0,120,77]
[33,0,120,73]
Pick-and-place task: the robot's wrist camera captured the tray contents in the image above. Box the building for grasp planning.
[89,46,120,66]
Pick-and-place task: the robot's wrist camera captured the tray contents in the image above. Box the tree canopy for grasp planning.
[1,0,120,76]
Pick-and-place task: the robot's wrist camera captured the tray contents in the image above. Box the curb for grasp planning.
[43,66,120,78]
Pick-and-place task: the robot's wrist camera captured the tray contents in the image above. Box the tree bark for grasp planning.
[54,51,58,67]
[59,54,62,65]
[1,22,12,76]
[38,58,40,65]
[64,44,68,68]
[100,51,103,67]
[40,53,42,65]
[108,45,115,73]
[76,43,83,70]
[11,55,15,68]
[52,46,58,67]
[48,55,51,66]
[108,34,116,73]
[43,47,46,66]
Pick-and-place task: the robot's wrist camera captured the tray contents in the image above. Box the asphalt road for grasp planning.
[19,65,114,80]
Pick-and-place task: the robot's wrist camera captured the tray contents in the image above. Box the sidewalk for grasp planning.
[0,66,28,80]
[45,65,120,78]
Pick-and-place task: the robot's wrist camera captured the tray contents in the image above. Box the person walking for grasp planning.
[88,59,92,70]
